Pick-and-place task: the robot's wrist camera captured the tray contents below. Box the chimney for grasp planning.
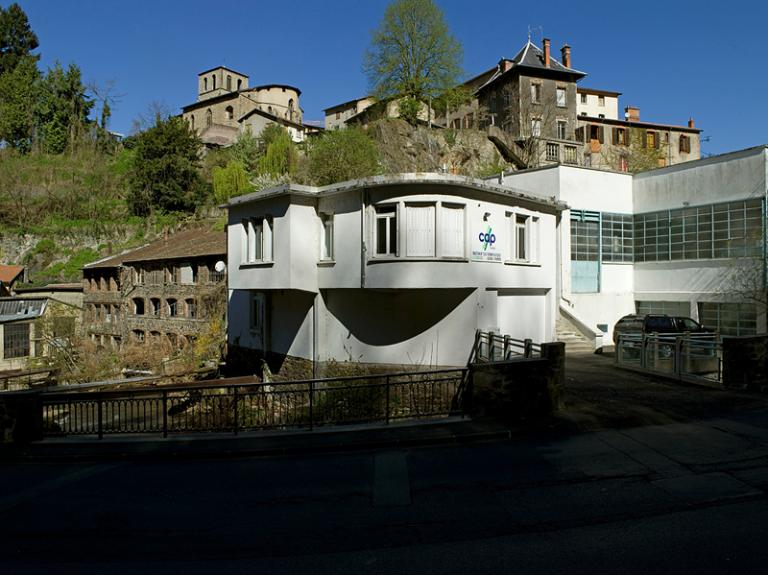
[498,58,512,73]
[543,38,551,67]
[625,106,640,122]
[561,44,571,68]
[688,118,695,128]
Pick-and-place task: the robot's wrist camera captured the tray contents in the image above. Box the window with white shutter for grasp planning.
[406,204,435,257]
[440,204,464,258]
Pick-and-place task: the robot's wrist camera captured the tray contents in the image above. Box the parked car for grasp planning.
[613,314,711,345]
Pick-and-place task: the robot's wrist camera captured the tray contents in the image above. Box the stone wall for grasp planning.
[722,335,768,390]
[468,341,565,421]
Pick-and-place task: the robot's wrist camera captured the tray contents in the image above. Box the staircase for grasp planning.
[556,314,597,354]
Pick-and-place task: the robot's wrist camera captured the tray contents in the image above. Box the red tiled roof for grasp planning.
[0,265,24,284]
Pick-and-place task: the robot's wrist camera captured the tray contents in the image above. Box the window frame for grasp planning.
[3,322,30,359]
[241,216,274,265]
[374,204,399,257]
[320,212,335,261]
[556,86,567,108]
[506,211,539,265]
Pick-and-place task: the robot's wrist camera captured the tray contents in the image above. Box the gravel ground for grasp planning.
[558,351,768,431]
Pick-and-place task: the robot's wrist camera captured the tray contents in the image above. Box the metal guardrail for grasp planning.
[615,332,722,385]
[41,368,467,439]
[471,330,541,363]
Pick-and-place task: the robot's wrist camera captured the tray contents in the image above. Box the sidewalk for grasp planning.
[2,416,515,462]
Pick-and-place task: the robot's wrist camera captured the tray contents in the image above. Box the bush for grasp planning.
[306,127,380,186]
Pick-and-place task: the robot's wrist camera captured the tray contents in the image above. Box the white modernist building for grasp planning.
[226,174,565,370]
[502,145,768,345]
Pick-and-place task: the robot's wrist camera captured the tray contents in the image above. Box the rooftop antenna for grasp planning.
[527,25,543,43]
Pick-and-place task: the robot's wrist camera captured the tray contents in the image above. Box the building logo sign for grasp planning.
[471,221,502,263]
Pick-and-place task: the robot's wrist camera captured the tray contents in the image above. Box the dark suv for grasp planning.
[613,314,710,345]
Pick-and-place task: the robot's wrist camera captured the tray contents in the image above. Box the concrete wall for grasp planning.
[577,92,619,120]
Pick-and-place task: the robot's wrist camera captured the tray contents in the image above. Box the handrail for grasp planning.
[40,367,468,399]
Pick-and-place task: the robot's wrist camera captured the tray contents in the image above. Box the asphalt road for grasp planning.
[5,354,768,574]
[4,402,768,573]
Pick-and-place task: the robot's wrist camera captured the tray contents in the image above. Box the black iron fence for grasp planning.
[615,332,722,385]
[41,368,467,438]
[470,330,541,363]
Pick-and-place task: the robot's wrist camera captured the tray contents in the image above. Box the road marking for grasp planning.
[373,451,411,507]
[0,463,124,513]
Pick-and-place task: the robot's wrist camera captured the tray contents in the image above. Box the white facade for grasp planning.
[501,145,768,341]
[576,89,620,120]
[226,175,564,368]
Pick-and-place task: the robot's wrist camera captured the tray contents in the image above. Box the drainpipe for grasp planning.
[312,292,318,379]
[361,188,367,288]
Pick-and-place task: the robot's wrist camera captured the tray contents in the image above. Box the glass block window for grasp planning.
[634,198,763,262]
[601,213,633,262]
[698,302,757,336]
[570,211,600,261]
[636,301,691,317]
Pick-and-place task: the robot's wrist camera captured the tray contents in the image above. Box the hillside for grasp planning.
[0,121,506,285]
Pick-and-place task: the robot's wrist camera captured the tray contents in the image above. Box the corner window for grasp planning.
[556,87,566,107]
[375,205,398,256]
[242,216,273,264]
[320,213,334,260]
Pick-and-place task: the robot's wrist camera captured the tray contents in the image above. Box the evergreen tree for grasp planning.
[36,62,93,152]
[127,116,208,215]
[0,3,39,75]
[0,55,39,152]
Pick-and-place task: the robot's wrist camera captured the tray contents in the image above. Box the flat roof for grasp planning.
[226,173,568,212]
[579,115,700,133]
[577,87,622,97]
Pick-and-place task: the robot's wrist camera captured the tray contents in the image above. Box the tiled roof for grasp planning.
[478,40,586,93]
[0,265,24,284]
[84,228,226,269]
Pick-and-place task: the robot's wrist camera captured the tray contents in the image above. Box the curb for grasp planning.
[0,420,513,463]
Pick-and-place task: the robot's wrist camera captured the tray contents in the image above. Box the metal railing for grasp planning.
[615,332,722,385]
[471,330,541,363]
[41,368,467,439]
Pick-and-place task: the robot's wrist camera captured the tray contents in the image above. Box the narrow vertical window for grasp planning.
[516,215,528,260]
[556,87,566,107]
[321,213,334,260]
[375,205,397,256]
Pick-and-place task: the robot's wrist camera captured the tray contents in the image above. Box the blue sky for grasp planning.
[6,0,767,155]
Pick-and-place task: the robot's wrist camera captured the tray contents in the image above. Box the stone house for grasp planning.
[181,66,322,147]
[82,228,227,351]
[443,38,700,171]
[323,96,377,130]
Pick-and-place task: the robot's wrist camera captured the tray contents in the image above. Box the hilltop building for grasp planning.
[181,66,322,148]
[446,38,701,171]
